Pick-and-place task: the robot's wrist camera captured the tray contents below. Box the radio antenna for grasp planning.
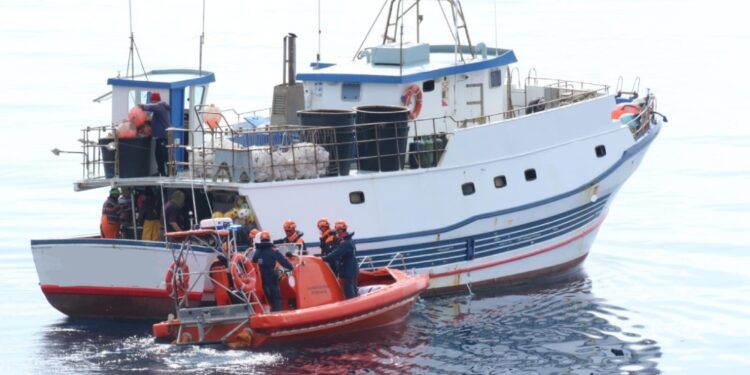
[125,0,148,80]
[317,0,321,62]
[199,0,206,74]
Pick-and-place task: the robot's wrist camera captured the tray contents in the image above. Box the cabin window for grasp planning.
[489,69,503,88]
[462,182,476,196]
[595,145,607,158]
[524,168,537,181]
[341,83,361,101]
[128,90,150,108]
[349,191,365,204]
[423,80,435,92]
[494,175,507,188]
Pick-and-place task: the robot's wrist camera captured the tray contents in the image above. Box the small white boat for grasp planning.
[31,0,664,319]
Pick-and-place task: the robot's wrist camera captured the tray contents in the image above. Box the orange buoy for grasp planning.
[611,103,640,120]
[128,106,147,127]
[165,260,190,300]
[230,253,257,296]
[203,104,222,129]
[401,84,423,120]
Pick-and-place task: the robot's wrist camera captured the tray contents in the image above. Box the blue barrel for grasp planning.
[298,109,356,176]
[354,105,410,172]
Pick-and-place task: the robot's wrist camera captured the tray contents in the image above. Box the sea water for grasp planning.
[1,0,748,374]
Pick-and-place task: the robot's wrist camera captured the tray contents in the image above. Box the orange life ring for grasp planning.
[165,260,190,300]
[230,253,257,296]
[402,84,423,120]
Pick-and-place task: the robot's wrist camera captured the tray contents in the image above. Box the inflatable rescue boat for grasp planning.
[152,229,429,348]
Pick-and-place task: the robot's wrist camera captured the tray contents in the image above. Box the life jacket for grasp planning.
[285,230,306,249]
[101,197,120,224]
[319,228,338,255]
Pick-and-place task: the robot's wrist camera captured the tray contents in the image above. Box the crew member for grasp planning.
[137,189,161,241]
[139,92,171,176]
[100,187,121,239]
[322,220,359,299]
[164,190,187,232]
[317,217,340,276]
[252,231,294,312]
[276,219,307,255]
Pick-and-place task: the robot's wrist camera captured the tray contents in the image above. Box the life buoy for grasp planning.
[165,260,190,300]
[230,253,257,296]
[401,84,423,120]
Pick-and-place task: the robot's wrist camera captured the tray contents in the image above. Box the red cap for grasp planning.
[150,92,161,102]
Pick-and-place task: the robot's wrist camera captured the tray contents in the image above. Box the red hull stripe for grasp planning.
[40,284,203,301]
[430,214,606,278]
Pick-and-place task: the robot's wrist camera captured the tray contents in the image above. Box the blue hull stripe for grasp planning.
[360,197,607,269]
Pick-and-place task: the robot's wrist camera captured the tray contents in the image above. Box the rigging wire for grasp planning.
[353,0,390,61]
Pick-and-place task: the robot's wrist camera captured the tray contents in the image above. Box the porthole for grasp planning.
[349,191,365,204]
[423,80,435,92]
[524,169,537,181]
[494,175,507,188]
[595,145,607,158]
[462,182,476,196]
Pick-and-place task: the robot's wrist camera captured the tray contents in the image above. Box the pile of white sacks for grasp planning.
[249,142,329,182]
[190,133,329,182]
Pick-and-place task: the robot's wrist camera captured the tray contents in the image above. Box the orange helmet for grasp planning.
[260,231,271,242]
[317,217,330,230]
[249,228,259,238]
[283,219,296,232]
[334,220,348,232]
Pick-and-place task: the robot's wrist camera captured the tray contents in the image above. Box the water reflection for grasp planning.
[36,268,661,374]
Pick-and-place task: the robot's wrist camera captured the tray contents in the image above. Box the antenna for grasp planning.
[125,0,148,80]
[317,0,321,62]
[494,0,498,55]
[199,0,206,74]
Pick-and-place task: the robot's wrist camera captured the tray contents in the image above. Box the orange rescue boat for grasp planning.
[153,251,429,348]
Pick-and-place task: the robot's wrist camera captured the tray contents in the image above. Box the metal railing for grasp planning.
[72,77,613,183]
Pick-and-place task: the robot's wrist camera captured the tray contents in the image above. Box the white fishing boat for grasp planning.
[31,0,664,319]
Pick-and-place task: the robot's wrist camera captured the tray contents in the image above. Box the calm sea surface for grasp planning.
[1,0,748,374]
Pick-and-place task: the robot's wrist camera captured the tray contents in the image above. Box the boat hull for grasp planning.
[154,271,429,347]
[30,105,660,320]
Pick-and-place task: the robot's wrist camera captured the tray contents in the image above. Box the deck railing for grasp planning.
[72,78,627,184]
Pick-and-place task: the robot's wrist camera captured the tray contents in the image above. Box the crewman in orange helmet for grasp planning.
[317,217,340,276]
[252,231,294,311]
[322,220,359,299]
[276,219,307,255]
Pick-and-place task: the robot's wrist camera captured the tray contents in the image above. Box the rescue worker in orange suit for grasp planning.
[100,187,122,239]
[322,220,359,299]
[317,218,340,276]
[252,231,294,312]
[275,219,307,255]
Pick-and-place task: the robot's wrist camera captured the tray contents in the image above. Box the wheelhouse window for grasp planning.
[489,69,503,88]
[341,83,361,101]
